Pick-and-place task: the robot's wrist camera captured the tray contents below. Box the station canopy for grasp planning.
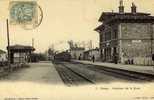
[7,44,35,53]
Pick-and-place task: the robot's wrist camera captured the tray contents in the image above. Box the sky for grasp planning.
[0,0,154,52]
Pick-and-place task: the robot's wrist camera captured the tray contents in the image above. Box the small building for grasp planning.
[95,0,154,65]
[70,47,85,60]
[83,48,100,61]
[7,45,35,64]
[0,50,7,66]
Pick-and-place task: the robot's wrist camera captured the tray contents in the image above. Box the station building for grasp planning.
[95,1,154,65]
[7,45,35,64]
[0,49,7,66]
[83,48,100,61]
[70,47,85,60]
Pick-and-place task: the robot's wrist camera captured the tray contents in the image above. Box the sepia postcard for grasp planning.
[0,0,154,100]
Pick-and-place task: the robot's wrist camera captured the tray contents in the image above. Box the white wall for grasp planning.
[14,53,26,63]
[70,50,84,59]
[89,50,100,61]
[0,53,7,62]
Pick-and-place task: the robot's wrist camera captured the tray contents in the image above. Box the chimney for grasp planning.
[119,0,124,13]
[131,2,137,14]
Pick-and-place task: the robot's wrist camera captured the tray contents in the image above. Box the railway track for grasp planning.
[71,62,154,82]
[54,62,94,86]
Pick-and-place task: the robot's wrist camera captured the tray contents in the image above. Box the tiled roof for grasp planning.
[95,12,154,32]
[94,24,105,32]
[0,49,6,54]
[7,44,35,51]
[98,12,154,23]
[84,48,99,53]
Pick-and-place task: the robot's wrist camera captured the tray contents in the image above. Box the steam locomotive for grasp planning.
[54,51,71,62]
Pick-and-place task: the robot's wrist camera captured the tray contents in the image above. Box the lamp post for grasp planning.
[6,19,11,72]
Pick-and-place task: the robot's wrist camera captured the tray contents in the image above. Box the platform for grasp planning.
[72,60,154,75]
[0,62,64,85]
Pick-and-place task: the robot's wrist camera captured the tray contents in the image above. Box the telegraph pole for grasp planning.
[32,38,34,47]
[6,19,11,72]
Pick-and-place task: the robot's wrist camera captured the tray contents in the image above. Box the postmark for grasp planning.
[9,1,43,30]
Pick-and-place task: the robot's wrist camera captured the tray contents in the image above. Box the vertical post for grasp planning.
[32,38,34,47]
[6,19,11,71]
[89,40,92,57]
[119,23,122,64]
[151,23,153,65]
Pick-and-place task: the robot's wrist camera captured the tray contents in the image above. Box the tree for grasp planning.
[68,40,74,49]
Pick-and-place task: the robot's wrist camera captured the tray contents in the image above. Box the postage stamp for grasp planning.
[10,1,37,24]
[9,1,42,30]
